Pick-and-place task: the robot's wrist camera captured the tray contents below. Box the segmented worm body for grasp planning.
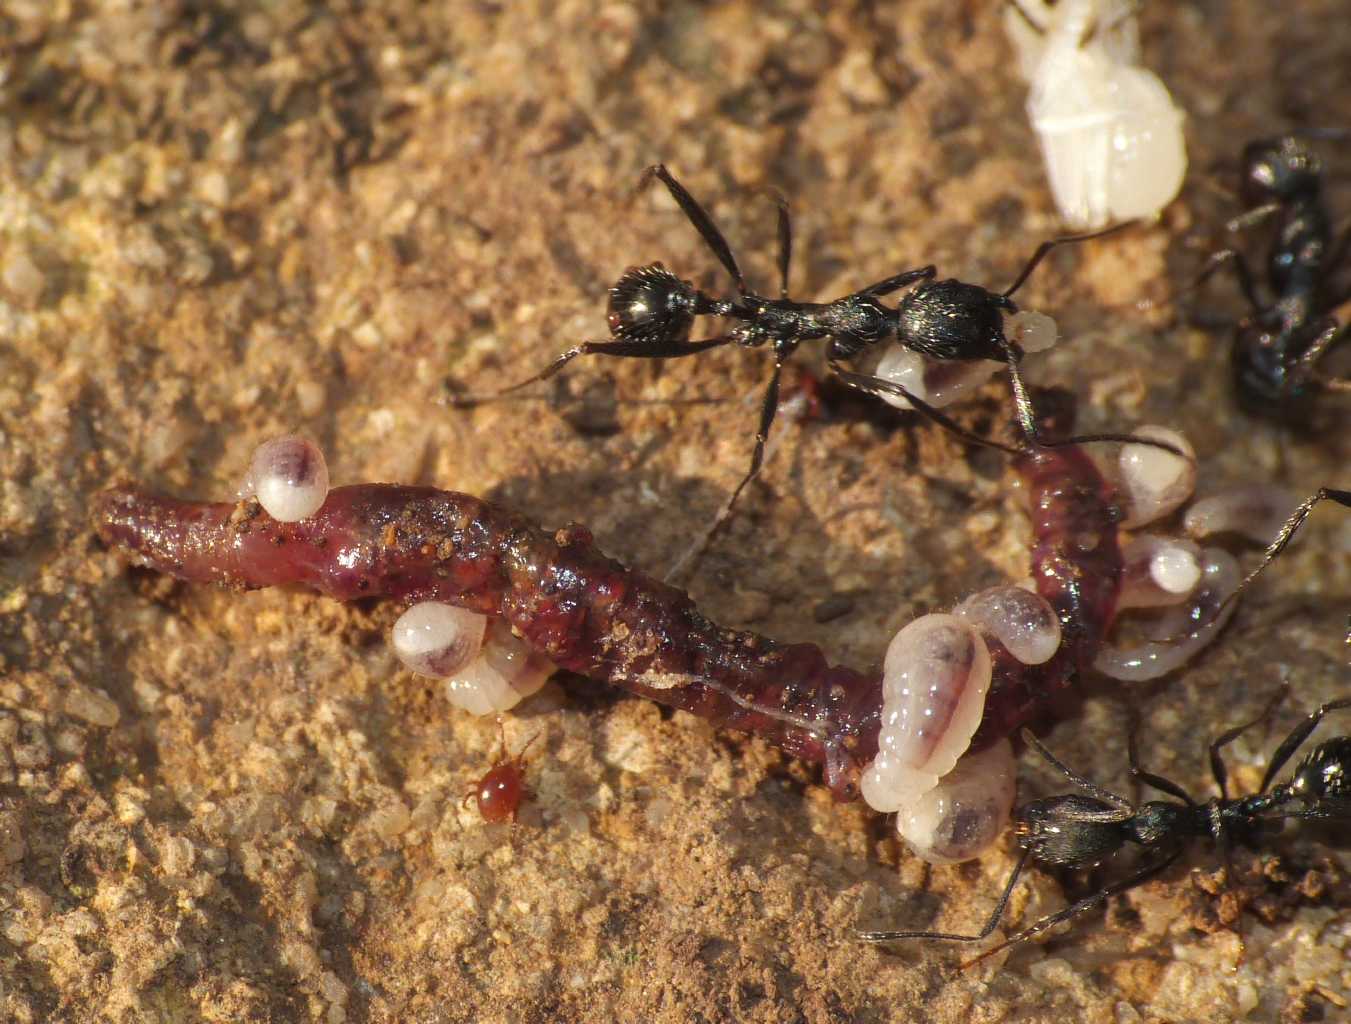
[94,435,1123,803]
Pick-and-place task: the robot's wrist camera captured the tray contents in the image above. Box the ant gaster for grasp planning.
[1196,135,1351,421]
[860,691,1351,966]
[495,165,1172,543]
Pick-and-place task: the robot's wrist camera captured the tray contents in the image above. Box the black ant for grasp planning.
[486,165,1175,542]
[859,691,1351,966]
[1195,135,1351,421]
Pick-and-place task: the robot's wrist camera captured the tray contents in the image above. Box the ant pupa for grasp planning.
[1004,0,1188,229]
[473,164,1180,562]
[464,723,540,824]
[859,691,1351,966]
[1194,135,1351,421]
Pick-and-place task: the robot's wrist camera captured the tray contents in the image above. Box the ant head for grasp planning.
[607,264,698,344]
[1240,137,1323,207]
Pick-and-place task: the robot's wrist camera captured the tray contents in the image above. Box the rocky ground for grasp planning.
[1,2,1349,1021]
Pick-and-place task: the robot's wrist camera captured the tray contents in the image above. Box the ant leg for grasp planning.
[1022,728,1132,811]
[1208,687,1289,799]
[1259,697,1351,793]
[959,847,1184,969]
[1191,248,1264,313]
[665,355,789,582]
[858,849,1034,944]
[1001,222,1136,299]
[1290,317,1347,387]
[1217,487,1351,632]
[993,336,1194,457]
[495,336,735,396]
[765,187,793,300]
[1125,709,1198,806]
[1224,203,1282,235]
[860,265,936,298]
[641,164,748,294]
[1005,0,1049,34]
[828,361,1021,456]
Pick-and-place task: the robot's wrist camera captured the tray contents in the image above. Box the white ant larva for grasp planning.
[1004,0,1187,229]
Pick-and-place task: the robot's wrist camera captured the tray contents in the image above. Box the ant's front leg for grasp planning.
[828,360,1021,456]
[860,265,935,299]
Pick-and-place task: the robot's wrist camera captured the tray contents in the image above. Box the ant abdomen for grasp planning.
[1240,136,1322,207]
[606,263,699,344]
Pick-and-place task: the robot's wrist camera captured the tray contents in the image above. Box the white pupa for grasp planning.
[1005,0,1187,228]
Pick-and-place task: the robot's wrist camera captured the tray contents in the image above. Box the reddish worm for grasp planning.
[93,430,1122,803]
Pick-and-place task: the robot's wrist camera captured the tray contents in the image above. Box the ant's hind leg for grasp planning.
[641,164,748,294]
[858,849,1034,945]
[493,336,735,397]
[959,848,1183,969]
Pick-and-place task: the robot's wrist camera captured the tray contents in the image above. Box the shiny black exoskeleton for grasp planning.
[501,164,1148,546]
[1198,136,1351,421]
[860,693,1351,964]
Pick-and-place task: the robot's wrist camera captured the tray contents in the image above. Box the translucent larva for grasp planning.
[860,615,993,815]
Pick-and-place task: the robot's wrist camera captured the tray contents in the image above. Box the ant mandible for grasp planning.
[860,690,1351,966]
[1195,135,1351,421]
[496,164,1166,529]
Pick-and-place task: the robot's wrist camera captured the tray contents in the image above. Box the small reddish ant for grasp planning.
[463,723,540,824]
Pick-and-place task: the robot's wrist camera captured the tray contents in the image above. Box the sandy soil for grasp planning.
[1,2,1349,1021]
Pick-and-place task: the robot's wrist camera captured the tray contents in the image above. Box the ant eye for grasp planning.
[607,264,695,344]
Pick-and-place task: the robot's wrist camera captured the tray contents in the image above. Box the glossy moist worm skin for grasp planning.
[94,447,1122,801]
[94,484,885,799]
[971,442,1123,748]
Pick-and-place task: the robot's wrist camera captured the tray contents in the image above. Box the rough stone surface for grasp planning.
[2,2,1349,1022]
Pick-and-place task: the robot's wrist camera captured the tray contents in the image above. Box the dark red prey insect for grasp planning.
[93,409,1123,801]
[464,726,540,823]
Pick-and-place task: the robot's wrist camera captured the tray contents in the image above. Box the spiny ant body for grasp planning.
[493,164,1164,559]
[1197,135,1351,421]
[464,725,539,824]
[859,693,1351,966]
